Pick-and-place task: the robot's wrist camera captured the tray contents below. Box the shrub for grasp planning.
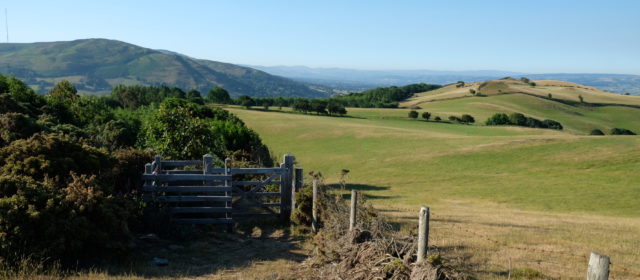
[460,114,475,124]
[542,119,563,130]
[0,113,42,146]
[448,116,459,122]
[434,116,441,122]
[408,110,418,119]
[589,129,605,135]
[0,133,112,187]
[610,128,636,135]
[579,95,584,103]
[421,112,431,121]
[509,113,527,126]
[485,113,510,125]
[469,89,476,95]
[0,174,137,265]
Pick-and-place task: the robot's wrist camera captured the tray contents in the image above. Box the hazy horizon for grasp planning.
[3,0,640,75]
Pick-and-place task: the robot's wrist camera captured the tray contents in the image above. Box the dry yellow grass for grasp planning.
[402,79,640,108]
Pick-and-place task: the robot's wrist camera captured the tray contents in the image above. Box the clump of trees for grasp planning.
[610,128,636,135]
[0,75,273,266]
[448,114,475,124]
[485,112,563,130]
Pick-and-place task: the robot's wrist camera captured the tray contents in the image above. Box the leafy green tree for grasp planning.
[293,99,312,113]
[508,113,527,126]
[408,110,419,119]
[237,95,255,109]
[421,111,431,121]
[49,80,78,101]
[542,119,563,130]
[460,114,475,124]
[310,99,327,115]
[485,113,510,125]
[143,98,223,159]
[186,89,205,105]
[207,87,231,104]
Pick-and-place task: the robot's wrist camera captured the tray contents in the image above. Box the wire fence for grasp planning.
[428,212,640,279]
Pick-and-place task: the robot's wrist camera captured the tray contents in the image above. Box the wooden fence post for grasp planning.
[312,177,318,233]
[350,190,358,231]
[417,206,430,263]
[153,155,162,173]
[280,154,295,223]
[587,252,610,280]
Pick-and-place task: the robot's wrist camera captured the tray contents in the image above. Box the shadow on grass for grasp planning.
[326,183,400,200]
[96,218,306,278]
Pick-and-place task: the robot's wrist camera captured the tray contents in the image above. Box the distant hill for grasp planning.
[250,65,640,95]
[0,39,328,98]
[401,78,640,134]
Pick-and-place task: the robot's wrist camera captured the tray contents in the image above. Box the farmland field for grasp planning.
[226,104,640,279]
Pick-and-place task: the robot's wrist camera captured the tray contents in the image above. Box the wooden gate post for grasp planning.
[587,252,610,280]
[292,167,303,211]
[281,154,295,223]
[417,206,430,263]
[153,155,162,173]
[224,157,233,232]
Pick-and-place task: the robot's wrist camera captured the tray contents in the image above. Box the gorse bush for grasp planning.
[0,75,273,266]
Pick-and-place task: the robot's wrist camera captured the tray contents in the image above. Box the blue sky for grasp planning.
[3,0,640,74]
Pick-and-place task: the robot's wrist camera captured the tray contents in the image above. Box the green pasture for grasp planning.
[227,107,640,217]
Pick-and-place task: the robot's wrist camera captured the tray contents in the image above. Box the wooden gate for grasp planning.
[142,154,302,226]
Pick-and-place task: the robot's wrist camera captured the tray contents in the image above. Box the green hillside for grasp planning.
[0,39,327,98]
[400,79,640,134]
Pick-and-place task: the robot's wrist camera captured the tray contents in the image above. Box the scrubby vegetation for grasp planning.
[485,112,563,130]
[0,75,271,267]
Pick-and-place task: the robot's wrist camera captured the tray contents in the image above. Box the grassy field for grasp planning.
[225,103,640,279]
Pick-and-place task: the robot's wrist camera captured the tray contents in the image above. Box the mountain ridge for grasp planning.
[0,38,328,98]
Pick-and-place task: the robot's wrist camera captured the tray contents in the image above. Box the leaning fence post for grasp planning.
[311,177,318,233]
[417,206,430,263]
[280,154,295,223]
[587,252,610,280]
[350,190,358,231]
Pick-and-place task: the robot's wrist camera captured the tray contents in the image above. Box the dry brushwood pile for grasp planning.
[294,181,466,280]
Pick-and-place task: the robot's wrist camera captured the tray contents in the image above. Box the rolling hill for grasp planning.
[401,78,640,134]
[0,39,328,98]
